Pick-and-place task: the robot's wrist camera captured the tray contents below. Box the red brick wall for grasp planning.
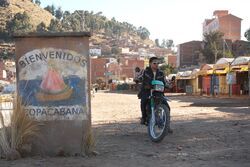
[219,15,241,41]
[90,58,108,83]
[91,57,145,82]
[120,58,144,78]
[168,55,177,67]
[203,12,241,41]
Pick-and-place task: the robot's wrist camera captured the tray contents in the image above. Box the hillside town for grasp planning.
[1,6,249,98]
[88,10,249,98]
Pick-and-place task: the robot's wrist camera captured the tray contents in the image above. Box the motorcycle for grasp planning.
[145,80,171,142]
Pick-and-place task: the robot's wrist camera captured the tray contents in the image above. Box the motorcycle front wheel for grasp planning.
[148,104,170,142]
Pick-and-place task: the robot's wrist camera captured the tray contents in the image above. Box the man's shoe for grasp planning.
[168,128,173,134]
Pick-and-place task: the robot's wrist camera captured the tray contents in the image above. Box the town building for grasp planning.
[165,54,177,67]
[90,58,108,84]
[119,57,144,79]
[203,10,242,41]
[177,41,202,68]
[90,57,144,84]
[149,47,172,57]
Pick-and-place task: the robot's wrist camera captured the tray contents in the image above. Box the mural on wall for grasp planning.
[18,48,88,121]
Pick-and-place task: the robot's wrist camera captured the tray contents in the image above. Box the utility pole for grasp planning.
[228,58,236,97]
[228,62,232,97]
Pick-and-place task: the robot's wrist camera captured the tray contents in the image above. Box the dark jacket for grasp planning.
[139,67,166,98]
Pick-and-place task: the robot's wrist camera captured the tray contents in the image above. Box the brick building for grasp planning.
[177,41,202,68]
[119,57,144,79]
[90,58,108,84]
[203,10,242,41]
[90,57,144,83]
[166,54,177,67]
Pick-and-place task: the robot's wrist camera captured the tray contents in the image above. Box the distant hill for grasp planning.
[0,0,156,58]
[0,0,53,32]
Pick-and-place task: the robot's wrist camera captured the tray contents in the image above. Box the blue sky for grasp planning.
[40,0,250,45]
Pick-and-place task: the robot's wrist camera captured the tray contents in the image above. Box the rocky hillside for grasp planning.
[0,0,53,31]
[0,0,156,58]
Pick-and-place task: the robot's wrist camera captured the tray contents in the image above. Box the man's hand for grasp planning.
[144,84,151,89]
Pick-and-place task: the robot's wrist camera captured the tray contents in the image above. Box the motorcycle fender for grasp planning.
[159,96,171,111]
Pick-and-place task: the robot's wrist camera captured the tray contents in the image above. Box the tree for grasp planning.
[55,7,63,20]
[159,64,176,76]
[6,12,33,34]
[166,39,174,49]
[158,57,165,64]
[0,0,10,7]
[137,26,150,40]
[44,5,55,15]
[51,5,56,15]
[73,10,85,31]
[47,19,62,32]
[61,11,73,31]
[244,28,250,41]
[224,50,234,58]
[155,39,160,47]
[35,0,41,6]
[36,22,47,32]
[0,26,9,41]
[111,46,121,54]
[161,39,166,48]
[202,31,224,63]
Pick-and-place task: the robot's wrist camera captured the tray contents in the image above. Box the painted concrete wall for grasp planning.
[190,78,199,94]
[15,32,91,156]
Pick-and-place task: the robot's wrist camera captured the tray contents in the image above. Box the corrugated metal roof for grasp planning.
[231,56,250,66]
[216,58,234,64]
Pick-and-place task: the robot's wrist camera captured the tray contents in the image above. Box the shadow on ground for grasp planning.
[91,115,250,167]
[168,95,250,108]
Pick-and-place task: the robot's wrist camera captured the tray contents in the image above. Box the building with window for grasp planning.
[203,10,242,41]
[177,41,202,68]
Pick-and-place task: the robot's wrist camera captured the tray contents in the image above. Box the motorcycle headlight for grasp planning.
[154,84,164,92]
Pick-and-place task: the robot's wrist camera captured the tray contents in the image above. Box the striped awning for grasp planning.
[231,65,248,72]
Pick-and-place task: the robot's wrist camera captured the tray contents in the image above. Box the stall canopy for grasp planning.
[199,64,214,75]
[176,71,192,80]
[216,58,234,65]
[231,56,250,66]
[212,58,233,74]
[191,69,200,78]
[231,56,250,71]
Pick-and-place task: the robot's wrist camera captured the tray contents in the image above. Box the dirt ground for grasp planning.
[0,92,250,167]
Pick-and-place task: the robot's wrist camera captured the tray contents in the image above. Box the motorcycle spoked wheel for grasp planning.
[147,104,170,142]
